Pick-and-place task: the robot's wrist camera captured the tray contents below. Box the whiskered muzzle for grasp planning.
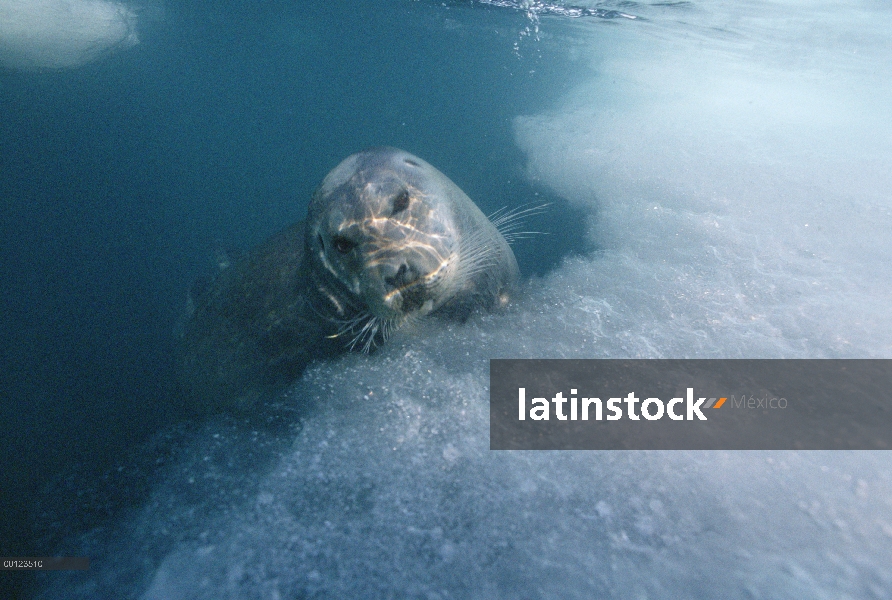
[380,265,431,314]
[384,263,421,290]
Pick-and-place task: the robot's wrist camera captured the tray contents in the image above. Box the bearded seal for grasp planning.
[178,147,519,412]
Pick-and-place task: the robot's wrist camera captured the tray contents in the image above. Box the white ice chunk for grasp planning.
[0,0,140,70]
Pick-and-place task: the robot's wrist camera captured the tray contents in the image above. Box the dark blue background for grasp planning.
[0,2,588,595]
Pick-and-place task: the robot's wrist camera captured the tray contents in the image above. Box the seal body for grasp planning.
[178,148,519,412]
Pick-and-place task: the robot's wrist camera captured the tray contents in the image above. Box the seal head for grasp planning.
[306,147,518,349]
[178,147,519,412]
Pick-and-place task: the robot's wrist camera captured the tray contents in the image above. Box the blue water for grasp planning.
[1,0,891,598]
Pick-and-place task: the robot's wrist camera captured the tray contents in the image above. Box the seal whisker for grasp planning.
[488,202,551,241]
[347,314,378,353]
[358,321,379,354]
[500,230,547,244]
[458,228,501,276]
[322,299,408,353]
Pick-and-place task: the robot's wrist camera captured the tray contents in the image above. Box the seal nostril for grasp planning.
[385,264,414,289]
[391,190,410,216]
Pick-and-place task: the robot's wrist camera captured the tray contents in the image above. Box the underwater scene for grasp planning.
[1,0,891,598]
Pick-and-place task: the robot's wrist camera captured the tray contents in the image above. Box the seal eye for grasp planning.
[332,236,356,254]
[392,190,410,216]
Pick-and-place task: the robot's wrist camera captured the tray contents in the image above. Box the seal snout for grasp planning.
[384,263,418,289]
[381,262,428,313]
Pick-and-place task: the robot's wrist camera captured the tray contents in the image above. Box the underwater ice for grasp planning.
[0,0,140,70]
[40,1,892,598]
